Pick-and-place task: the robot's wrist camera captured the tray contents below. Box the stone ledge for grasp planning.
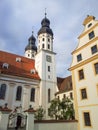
[34,120,78,123]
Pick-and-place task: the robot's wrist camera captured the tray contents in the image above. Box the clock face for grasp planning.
[46,55,52,62]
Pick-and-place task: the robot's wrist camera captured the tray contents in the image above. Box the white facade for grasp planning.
[35,29,57,117]
[0,74,40,110]
[56,90,73,101]
[70,16,98,130]
[25,50,36,59]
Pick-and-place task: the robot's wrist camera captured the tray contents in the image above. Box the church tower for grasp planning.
[25,32,37,59]
[35,14,57,118]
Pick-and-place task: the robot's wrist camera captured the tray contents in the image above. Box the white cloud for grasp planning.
[0,0,98,77]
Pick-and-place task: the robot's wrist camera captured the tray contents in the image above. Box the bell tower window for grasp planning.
[42,38,45,41]
[48,44,50,49]
[42,44,44,48]
[48,66,50,72]
[48,38,50,42]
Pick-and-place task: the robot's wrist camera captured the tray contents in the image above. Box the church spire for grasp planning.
[25,31,37,59]
[38,12,53,36]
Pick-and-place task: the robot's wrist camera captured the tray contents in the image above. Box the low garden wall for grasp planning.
[34,120,78,130]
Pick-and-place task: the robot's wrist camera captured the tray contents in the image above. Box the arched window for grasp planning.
[42,44,44,48]
[30,88,35,102]
[48,88,51,103]
[0,84,7,99]
[16,86,22,101]
[48,44,50,49]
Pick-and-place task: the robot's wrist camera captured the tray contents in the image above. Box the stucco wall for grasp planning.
[34,120,78,130]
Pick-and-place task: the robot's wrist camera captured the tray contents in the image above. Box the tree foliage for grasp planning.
[34,106,45,120]
[48,97,75,120]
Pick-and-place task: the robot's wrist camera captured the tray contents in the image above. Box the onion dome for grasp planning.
[25,32,37,52]
[38,15,53,36]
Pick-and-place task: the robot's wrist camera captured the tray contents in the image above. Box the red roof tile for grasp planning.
[0,51,40,80]
[57,76,73,93]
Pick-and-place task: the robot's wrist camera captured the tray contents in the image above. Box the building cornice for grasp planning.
[69,54,98,71]
[36,49,56,55]
[0,74,40,85]
[72,36,98,54]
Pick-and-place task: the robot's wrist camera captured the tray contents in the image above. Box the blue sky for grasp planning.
[0,0,98,77]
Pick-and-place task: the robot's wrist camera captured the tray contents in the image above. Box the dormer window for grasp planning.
[30,69,36,74]
[2,63,9,69]
[88,23,92,28]
[16,57,21,62]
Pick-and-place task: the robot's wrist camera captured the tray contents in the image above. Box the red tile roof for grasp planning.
[0,51,40,80]
[56,76,73,95]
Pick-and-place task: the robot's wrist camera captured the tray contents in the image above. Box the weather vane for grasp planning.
[32,26,34,34]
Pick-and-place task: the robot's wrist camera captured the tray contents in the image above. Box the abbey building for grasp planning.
[0,15,57,118]
[0,14,98,130]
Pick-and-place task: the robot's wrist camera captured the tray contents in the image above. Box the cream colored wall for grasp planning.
[73,55,98,107]
[77,21,98,49]
[78,106,98,130]
[70,16,98,130]
[71,41,98,66]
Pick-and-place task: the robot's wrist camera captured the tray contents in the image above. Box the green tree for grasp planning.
[48,98,61,120]
[34,106,45,120]
[60,97,75,120]
[49,97,75,120]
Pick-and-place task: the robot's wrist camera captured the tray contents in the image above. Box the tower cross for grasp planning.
[45,8,47,17]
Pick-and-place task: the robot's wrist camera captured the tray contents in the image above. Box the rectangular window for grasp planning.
[63,94,66,99]
[48,75,50,79]
[81,88,87,99]
[46,55,52,62]
[91,45,97,54]
[70,92,73,99]
[88,31,95,40]
[78,69,84,80]
[42,44,44,48]
[94,63,98,74]
[77,54,82,62]
[48,88,51,103]
[83,112,91,126]
[48,66,50,72]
